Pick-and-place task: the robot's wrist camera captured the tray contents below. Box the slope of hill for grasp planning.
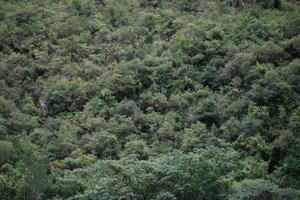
[0,0,300,199]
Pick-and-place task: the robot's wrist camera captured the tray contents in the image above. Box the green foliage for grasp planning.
[51,170,85,199]
[0,139,50,200]
[0,96,13,117]
[123,139,150,159]
[0,0,300,199]
[46,79,88,116]
[72,150,229,200]
[0,140,16,166]
[156,121,175,141]
[115,100,139,117]
[86,131,120,159]
[229,179,299,200]
[83,97,113,119]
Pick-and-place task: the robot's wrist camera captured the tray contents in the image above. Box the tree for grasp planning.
[229,179,299,200]
[45,79,88,116]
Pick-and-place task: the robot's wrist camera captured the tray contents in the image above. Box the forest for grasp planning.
[0,0,300,199]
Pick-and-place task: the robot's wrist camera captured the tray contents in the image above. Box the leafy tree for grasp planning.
[86,131,120,159]
[123,139,150,159]
[45,79,88,116]
[229,179,299,200]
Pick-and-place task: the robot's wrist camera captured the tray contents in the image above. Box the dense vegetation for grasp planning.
[0,0,300,199]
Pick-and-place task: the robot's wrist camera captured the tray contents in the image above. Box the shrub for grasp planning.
[45,80,88,116]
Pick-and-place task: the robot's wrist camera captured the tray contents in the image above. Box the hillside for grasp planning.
[0,0,300,199]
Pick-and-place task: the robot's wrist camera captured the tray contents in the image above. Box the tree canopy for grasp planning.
[0,0,300,199]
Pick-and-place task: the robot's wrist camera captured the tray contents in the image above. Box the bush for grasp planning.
[123,139,150,159]
[87,131,120,159]
[45,80,88,116]
[0,140,17,166]
[115,100,139,117]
